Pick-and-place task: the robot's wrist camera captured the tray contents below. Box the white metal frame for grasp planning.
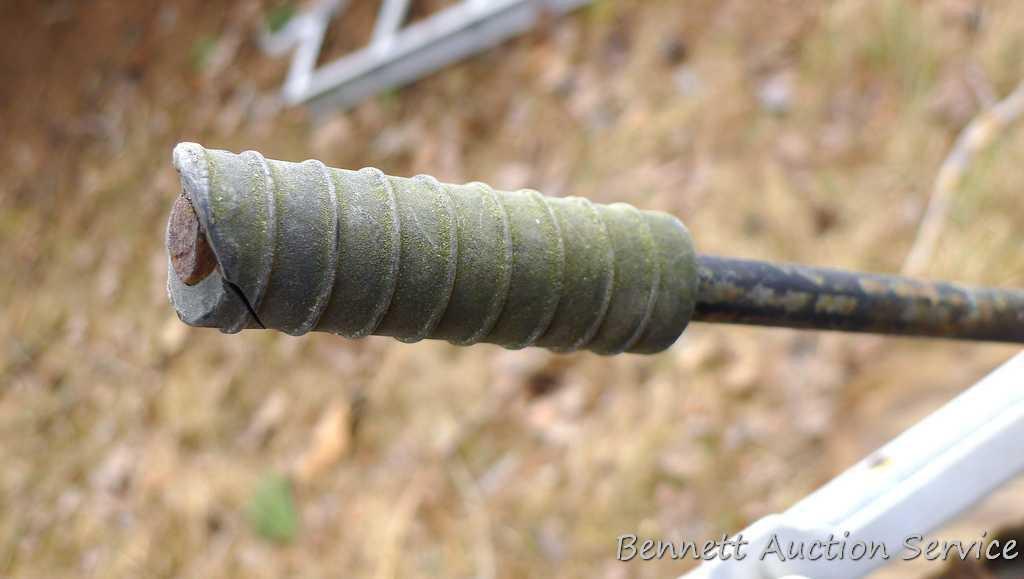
[683,352,1024,579]
[262,0,593,111]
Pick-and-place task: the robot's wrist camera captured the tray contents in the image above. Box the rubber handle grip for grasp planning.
[168,143,698,354]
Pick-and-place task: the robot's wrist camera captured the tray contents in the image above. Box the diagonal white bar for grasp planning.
[683,352,1024,579]
[372,0,411,48]
[262,0,592,111]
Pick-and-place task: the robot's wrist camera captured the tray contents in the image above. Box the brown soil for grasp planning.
[2,1,1023,578]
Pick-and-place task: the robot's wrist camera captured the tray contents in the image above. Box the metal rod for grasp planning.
[167,144,1024,352]
[693,255,1024,343]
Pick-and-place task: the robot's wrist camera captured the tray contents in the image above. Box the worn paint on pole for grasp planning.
[694,255,1024,342]
[167,143,699,354]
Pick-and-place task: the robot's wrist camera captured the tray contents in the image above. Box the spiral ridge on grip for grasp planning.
[168,143,698,354]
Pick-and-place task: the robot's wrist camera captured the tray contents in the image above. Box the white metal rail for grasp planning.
[684,352,1024,579]
[263,0,593,111]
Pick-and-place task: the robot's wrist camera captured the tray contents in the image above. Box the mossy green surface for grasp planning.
[173,146,698,354]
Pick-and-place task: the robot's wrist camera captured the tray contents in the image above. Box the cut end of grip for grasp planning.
[166,142,261,334]
[166,142,699,354]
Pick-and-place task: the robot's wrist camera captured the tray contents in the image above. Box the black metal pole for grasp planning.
[693,255,1024,343]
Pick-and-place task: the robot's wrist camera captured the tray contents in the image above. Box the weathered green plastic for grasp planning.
[168,143,698,354]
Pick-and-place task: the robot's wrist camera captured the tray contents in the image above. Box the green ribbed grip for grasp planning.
[167,143,698,354]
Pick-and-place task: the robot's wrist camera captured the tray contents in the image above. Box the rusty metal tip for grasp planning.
[168,194,217,286]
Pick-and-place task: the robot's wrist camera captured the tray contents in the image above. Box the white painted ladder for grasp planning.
[683,353,1024,579]
[262,0,592,111]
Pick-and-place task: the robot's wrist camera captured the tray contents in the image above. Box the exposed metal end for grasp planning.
[167,195,216,286]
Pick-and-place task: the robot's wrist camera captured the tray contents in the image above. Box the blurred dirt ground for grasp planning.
[2,1,1023,578]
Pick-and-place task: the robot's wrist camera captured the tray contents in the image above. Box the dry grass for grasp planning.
[2,1,1023,577]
